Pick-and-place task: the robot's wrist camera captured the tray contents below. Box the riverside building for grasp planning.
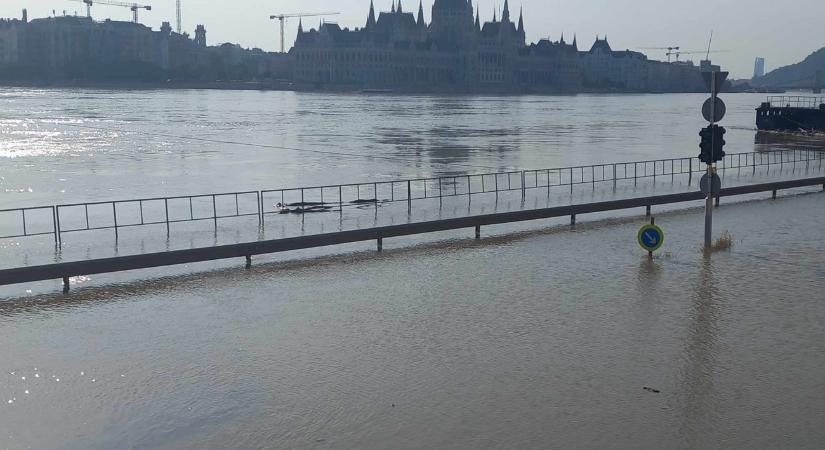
[291,0,582,93]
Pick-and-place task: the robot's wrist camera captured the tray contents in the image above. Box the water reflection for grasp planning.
[678,252,721,449]
[754,130,825,151]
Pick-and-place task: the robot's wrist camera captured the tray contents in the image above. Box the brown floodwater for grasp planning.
[2,89,825,449]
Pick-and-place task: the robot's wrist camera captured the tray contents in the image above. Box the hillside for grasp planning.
[752,47,825,87]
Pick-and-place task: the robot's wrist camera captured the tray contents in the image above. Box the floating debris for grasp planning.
[643,387,661,394]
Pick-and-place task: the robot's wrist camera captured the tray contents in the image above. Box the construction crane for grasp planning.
[70,0,152,23]
[667,49,729,62]
[637,47,680,62]
[269,12,340,53]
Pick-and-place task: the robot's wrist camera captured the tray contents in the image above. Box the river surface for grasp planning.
[1,89,825,449]
[1,88,823,208]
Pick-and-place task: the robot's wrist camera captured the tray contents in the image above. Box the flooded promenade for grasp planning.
[2,89,825,449]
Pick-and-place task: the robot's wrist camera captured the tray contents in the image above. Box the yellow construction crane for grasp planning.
[70,0,152,24]
[269,12,340,53]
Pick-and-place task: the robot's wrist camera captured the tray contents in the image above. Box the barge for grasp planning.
[756,96,825,132]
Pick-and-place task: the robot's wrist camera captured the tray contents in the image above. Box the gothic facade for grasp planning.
[291,0,581,93]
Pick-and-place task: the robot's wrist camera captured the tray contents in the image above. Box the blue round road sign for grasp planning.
[638,224,665,252]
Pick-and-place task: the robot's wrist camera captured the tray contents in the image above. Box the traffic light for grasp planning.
[698,125,726,164]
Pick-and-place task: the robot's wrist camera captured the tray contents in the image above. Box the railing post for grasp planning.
[52,206,59,245]
[112,202,118,239]
[613,164,617,188]
[571,213,576,225]
[377,237,383,252]
[547,170,551,195]
[521,171,526,199]
[139,200,144,225]
[256,192,262,227]
[646,205,651,217]
[339,185,343,214]
[21,209,27,237]
[686,159,692,185]
[475,225,481,240]
[62,277,70,294]
[212,195,217,229]
[165,198,170,235]
[55,206,62,244]
[570,167,574,194]
[245,255,252,269]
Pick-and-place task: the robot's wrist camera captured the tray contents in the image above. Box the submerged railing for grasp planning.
[4,176,825,293]
[1,150,823,244]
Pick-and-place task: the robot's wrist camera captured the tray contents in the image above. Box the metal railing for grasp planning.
[55,191,260,240]
[261,150,824,212]
[5,176,825,293]
[766,96,825,109]
[0,206,59,243]
[1,150,823,244]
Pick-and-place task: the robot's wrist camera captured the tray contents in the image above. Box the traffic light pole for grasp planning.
[704,75,717,248]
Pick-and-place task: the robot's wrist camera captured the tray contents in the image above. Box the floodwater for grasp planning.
[1,192,824,450]
[2,89,825,449]
[1,88,822,208]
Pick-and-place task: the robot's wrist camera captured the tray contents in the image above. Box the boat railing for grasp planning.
[766,96,825,109]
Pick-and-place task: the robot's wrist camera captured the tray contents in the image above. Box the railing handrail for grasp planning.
[4,175,825,292]
[766,96,824,109]
[55,190,260,209]
[1,149,823,244]
[0,205,55,214]
[1,150,817,213]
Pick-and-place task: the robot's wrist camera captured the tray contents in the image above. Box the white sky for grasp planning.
[2,0,823,78]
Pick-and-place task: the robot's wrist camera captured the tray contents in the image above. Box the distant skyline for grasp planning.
[2,0,823,78]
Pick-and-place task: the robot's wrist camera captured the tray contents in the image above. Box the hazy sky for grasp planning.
[2,0,822,78]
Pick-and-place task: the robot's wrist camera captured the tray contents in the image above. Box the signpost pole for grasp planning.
[704,74,717,249]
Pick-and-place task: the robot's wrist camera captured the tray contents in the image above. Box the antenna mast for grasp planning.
[176,0,181,33]
[705,30,714,60]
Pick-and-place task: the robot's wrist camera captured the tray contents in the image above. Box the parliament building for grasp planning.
[291,0,582,93]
